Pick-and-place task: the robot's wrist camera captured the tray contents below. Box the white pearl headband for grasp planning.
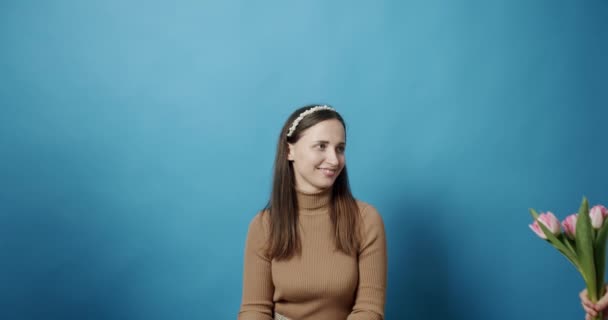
[286,105,336,137]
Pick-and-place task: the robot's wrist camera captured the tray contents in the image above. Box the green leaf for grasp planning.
[555,246,583,274]
[594,216,608,300]
[529,208,540,220]
[576,197,598,301]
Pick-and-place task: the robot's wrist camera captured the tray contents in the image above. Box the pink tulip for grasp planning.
[589,205,608,229]
[529,212,561,239]
[561,214,578,239]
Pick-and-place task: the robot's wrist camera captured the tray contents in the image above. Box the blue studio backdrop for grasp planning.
[1,1,607,319]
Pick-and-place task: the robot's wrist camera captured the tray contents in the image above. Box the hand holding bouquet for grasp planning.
[529,198,608,320]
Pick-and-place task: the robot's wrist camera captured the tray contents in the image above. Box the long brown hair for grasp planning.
[264,104,360,261]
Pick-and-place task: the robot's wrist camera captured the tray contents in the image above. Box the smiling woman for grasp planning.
[238,105,387,320]
[287,117,346,193]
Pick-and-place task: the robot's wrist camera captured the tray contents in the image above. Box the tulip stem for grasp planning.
[563,237,577,257]
[587,282,602,320]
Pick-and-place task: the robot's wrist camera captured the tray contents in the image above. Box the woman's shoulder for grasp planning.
[248,209,271,232]
[355,199,385,226]
[353,199,386,249]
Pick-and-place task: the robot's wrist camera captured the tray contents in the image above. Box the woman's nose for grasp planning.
[325,150,339,165]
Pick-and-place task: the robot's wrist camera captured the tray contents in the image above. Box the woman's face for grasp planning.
[287,119,346,193]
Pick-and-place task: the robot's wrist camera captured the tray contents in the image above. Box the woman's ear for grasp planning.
[287,143,295,161]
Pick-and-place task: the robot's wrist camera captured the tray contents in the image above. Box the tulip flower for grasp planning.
[562,214,578,239]
[590,205,608,229]
[529,212,561,239]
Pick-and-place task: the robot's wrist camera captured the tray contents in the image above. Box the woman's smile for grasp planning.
[319,167,338,177]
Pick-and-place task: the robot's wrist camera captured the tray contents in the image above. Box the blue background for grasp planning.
[1,1,607,319]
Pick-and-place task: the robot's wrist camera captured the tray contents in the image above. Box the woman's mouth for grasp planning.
[319,168,337,177]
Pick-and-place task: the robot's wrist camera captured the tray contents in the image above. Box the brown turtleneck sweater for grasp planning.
[238,190,387,320]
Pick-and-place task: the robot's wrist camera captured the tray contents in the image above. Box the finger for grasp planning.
[588,313,593,320]
[581,292,596,309]
[585,304,598,317]
[582,289,593,304]
[584,299,598,310]
[596,290,608,311]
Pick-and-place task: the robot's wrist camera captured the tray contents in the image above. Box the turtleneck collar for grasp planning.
[296,188,332,213]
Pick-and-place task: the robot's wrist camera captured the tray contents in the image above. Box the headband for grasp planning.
[286,105,336,137]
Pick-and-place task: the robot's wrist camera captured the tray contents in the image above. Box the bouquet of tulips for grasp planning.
[529,198,608,320]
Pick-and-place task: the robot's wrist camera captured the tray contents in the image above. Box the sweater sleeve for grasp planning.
[238,212,274,320]
[347,204,387,320]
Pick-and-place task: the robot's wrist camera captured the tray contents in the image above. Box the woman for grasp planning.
[238,105,387,320]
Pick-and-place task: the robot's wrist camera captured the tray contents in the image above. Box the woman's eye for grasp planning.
[337,147,345,153]
[317,144,326,150]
